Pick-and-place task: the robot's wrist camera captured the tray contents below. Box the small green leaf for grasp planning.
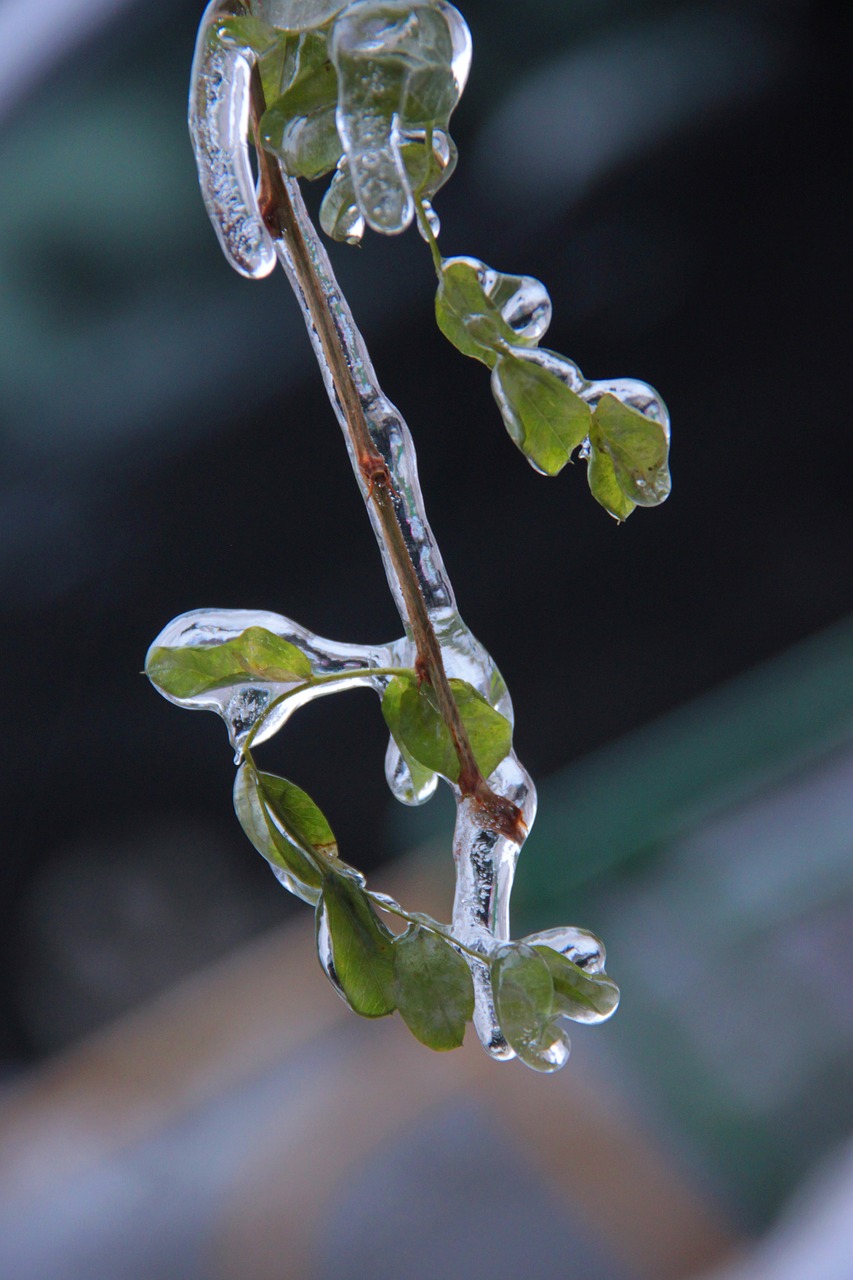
[258,771,337,858]
[534,946,620,1024]
[591,394,671,508]
[491,354,591,476]
[319,874,397,1017]
[146,626,312,699]
[394,925,474,1050]
[586,442,636,521]
[491,944,571,1073]
[234,763,324,902]
[382,675,512,783]
[263,103,342,179]
[436,258,537,368]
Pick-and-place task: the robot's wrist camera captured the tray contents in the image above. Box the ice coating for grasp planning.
[190,0,277,278]
[435,0,471,93]
[147,606,402,749]
[170,2,621,1067]
[330,1,464,233]
[524,925,607,974]
[251,0,349,30]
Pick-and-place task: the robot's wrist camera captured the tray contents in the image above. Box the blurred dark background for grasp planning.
[0,1,852,1267]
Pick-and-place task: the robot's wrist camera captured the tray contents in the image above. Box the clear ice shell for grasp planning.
[329,1,465,235]
[250,0,349,31]
[523,925,607,974]
[146,607,397,749]
[435,0,472,93]
[581,374,671,439]
[190,0,277,279]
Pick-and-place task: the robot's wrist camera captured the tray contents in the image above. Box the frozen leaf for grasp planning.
[319,161,365,241]
[534,945,620,1024]
[382,674,512,783]
[146,626,312,699]
[591,393,671,508]
[492,353,591,476]
[491,944,571,1073]
[436,257,551,367]
[330,1,461,233]
[394,925,473,1049]
[318,873,397,1016]
[234,762,325,901]
[586,442,636,521]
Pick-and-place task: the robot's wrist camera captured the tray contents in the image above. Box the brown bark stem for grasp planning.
[249,69,521,839]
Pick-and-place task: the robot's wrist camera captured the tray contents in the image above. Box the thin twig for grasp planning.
[248,67,523,841]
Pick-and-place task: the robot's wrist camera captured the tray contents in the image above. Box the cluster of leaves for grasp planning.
[436,257,671,520]
[219,0,467,240]
[146,626,620,1066]
[217,1,670,522]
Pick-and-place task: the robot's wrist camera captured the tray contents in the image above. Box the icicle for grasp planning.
[189,0,276,278]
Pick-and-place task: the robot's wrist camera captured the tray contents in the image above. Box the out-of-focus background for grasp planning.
[1,0,852,1276]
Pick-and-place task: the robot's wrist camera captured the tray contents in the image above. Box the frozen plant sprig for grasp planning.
[146,0,670,1071]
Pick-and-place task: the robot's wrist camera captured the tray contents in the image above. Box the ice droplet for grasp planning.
[315,895,347,1000]
[523,925,607,974]
[385,737,439,805]
[417,198,441,241]
[499,278,551,342]
[189,0,276,279]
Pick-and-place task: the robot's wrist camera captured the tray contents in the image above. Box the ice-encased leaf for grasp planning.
[317,873,397,1016]
[491,352,591,476]
[436,257,552,367]
[590,392,671,508]
[382,674,512,783]
[586,442,636,522]
[259,29,342,177]
[330,0,461,233]
[394,925,474,1049]
[534,946,620,1025]
[491,944,571,1073]
[319,161,366,241]
[234,762,325,902]
[146,626,312,698]
[190,0,277,279]
[250,0,349,31]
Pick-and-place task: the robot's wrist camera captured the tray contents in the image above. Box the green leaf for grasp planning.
[586,441,636,521]
[258,771,338,860]
[234,763,326,902]
[534,946,620,1024]
[491,944,571,1073]
[591,394,671,508]
[394,925,474,1050]
[382,675,512,783]
[263,103,342,179]
[319,874,397,1017]
[491,353,592,476]
[146,626,312,699]
[436,258,540,368]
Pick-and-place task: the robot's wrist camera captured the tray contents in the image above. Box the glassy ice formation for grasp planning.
[146,0,671,1071]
